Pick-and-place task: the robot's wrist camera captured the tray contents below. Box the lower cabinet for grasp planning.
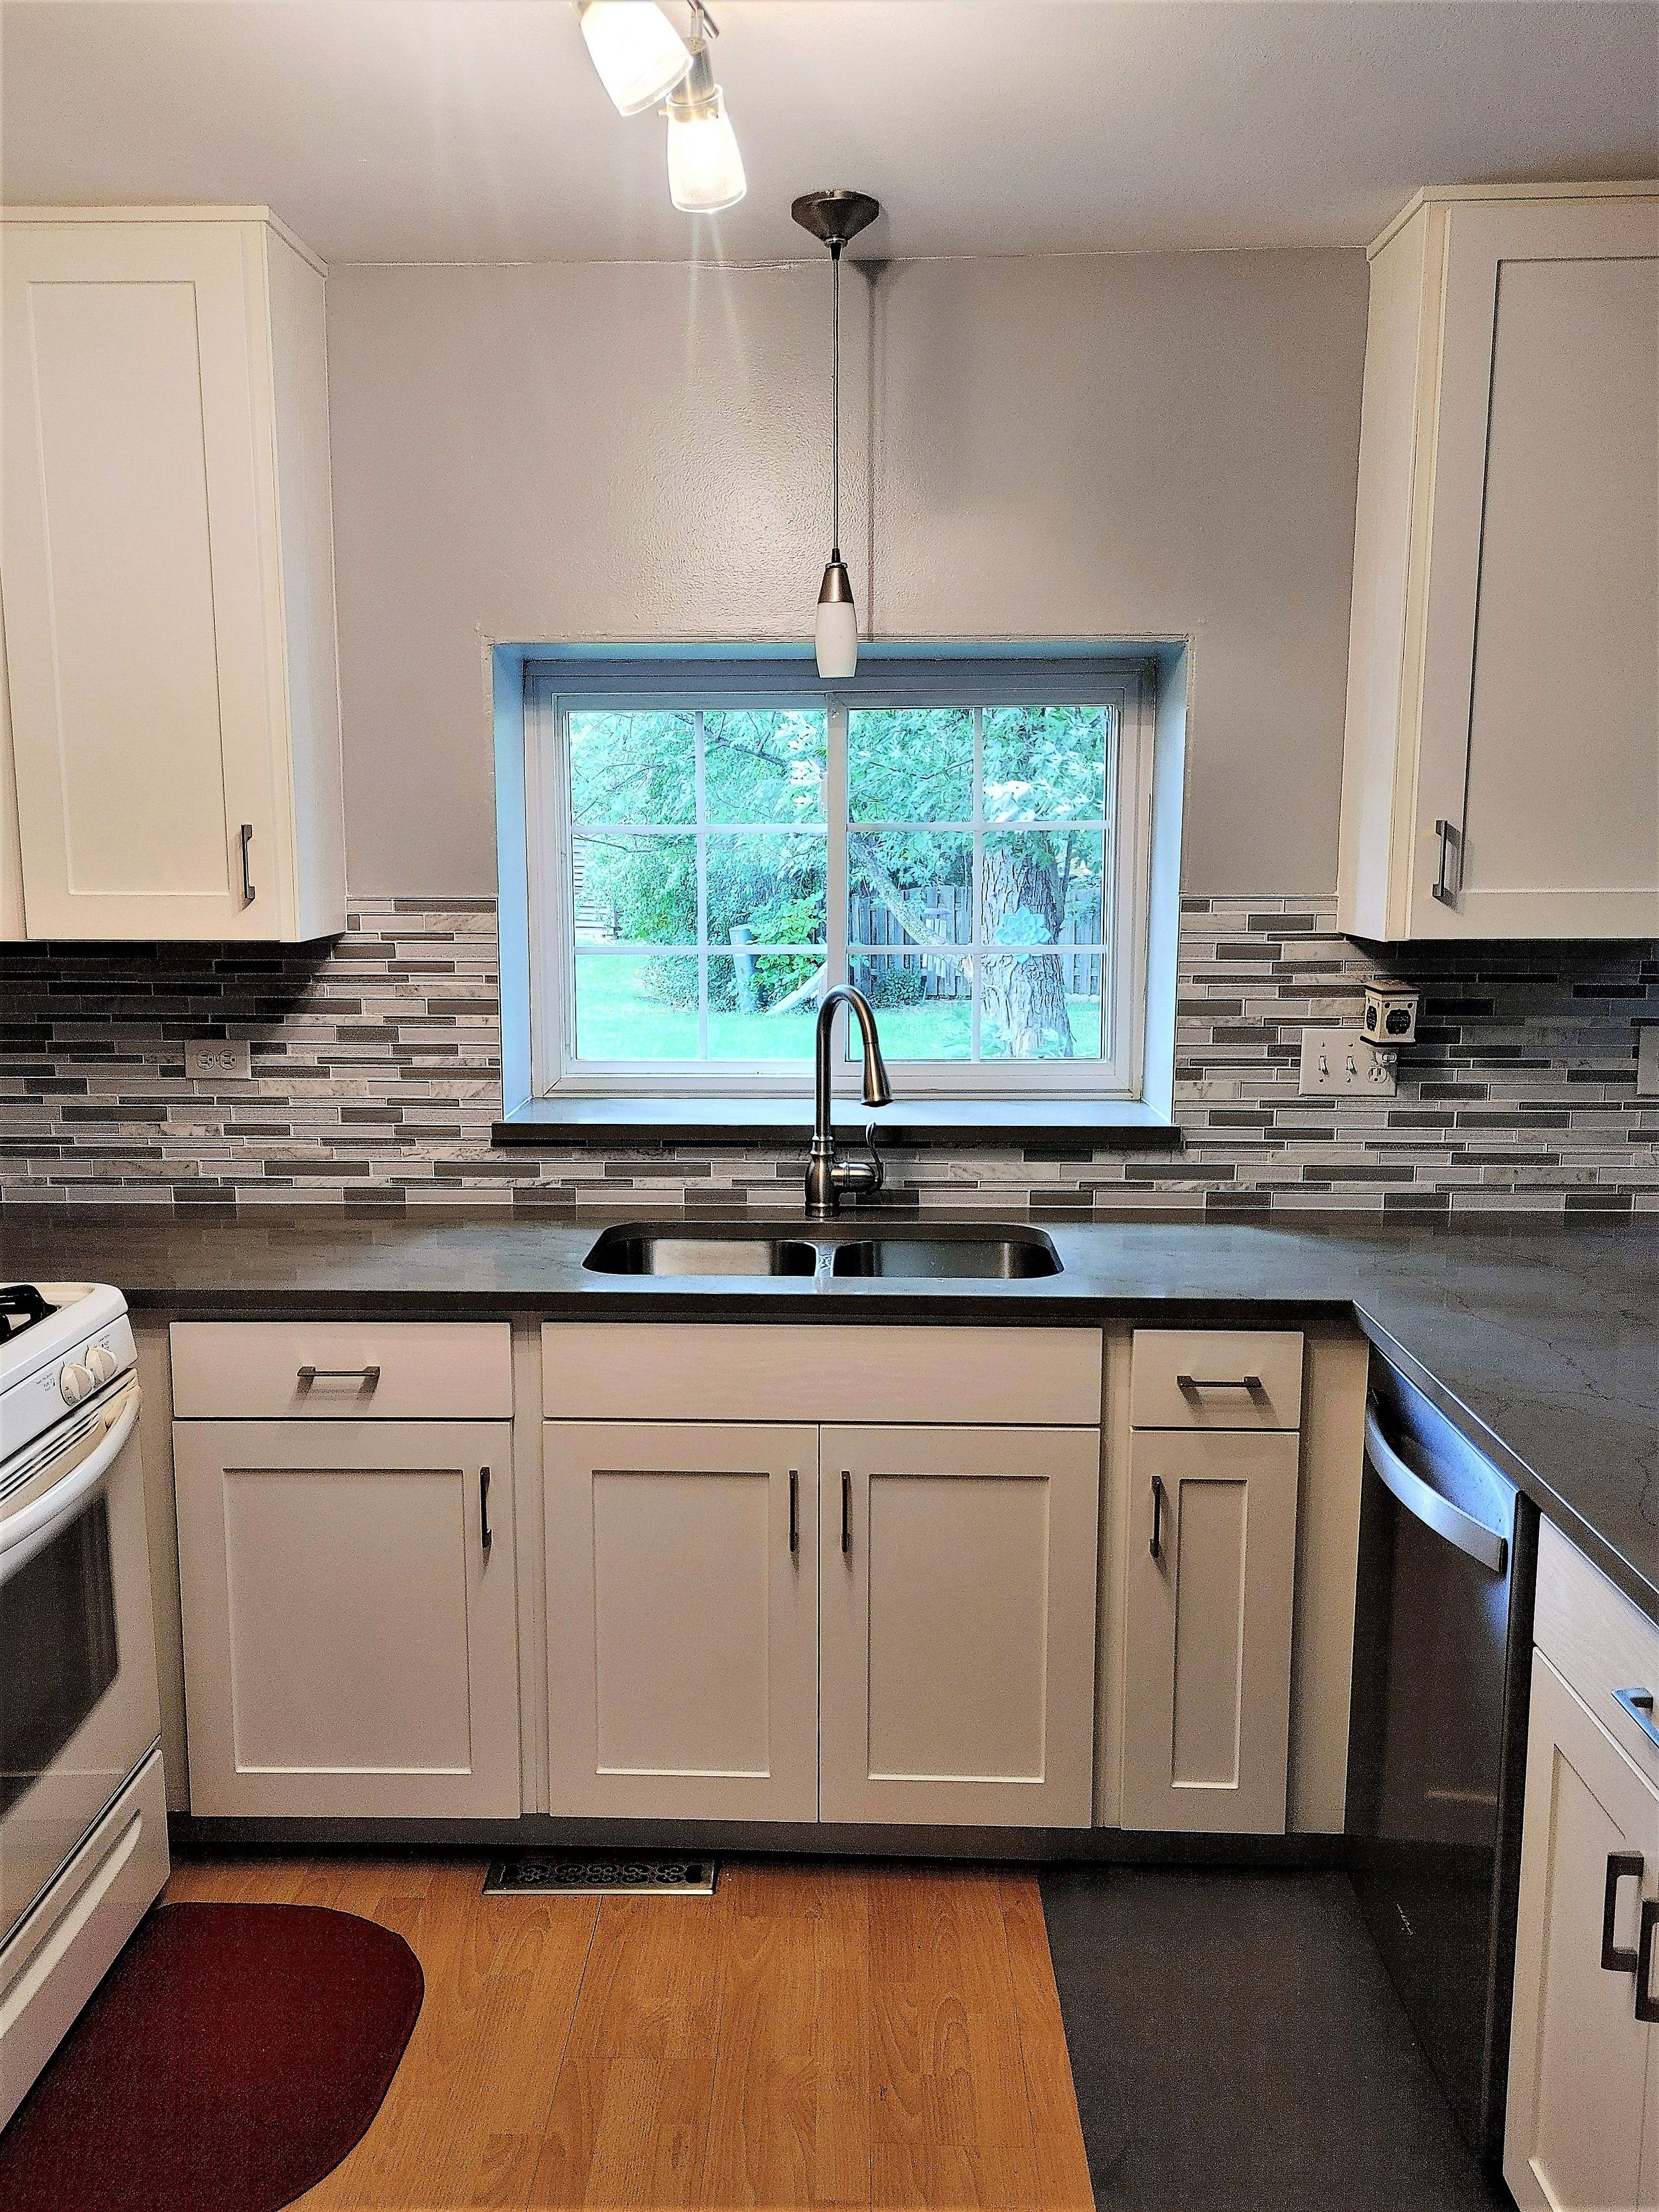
[173,1418,520,1817]
[1119,1428,1301,1832]
[543,1423,820,1821]
[543,1419,1100,1827]
[819,1424,1099,1827]
[1504,1651,1659,2212]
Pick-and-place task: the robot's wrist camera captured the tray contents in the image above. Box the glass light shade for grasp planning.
[577,1,692,117]
[664,86,747,213]
[815,593,859,681]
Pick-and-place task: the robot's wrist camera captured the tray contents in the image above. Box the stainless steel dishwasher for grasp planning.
[1345,1355,1539,2170]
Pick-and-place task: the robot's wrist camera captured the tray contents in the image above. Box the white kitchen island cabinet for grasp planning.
[173,1418,519,1818]
[0,206,344,941]
[1338,184,1659,941]
[1505,1528,1659,2212]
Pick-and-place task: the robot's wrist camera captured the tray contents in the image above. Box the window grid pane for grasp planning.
[556,691,1123,1079]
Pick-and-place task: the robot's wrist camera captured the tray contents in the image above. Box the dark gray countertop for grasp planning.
[3,1206,1654,1622]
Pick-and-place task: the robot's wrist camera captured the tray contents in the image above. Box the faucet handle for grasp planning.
[831,1125,885,1200]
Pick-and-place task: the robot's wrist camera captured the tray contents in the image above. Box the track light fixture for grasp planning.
[575,1,746,214]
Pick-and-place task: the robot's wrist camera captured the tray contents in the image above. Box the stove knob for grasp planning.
[59,1361,95,1406]
[85,1344,119,1384]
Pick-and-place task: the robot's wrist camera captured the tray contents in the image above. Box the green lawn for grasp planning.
[573,956,1098,1064]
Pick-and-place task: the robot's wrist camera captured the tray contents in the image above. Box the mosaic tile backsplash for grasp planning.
[2,896,1654,1215]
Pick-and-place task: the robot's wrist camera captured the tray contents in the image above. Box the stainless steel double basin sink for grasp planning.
[582,1221,1062,1281]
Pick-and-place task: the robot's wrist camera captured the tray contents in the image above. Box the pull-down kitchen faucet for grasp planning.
[806,985,893,1219]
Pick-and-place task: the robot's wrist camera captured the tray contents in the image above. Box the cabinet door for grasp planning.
[543,1422,818,1821]
[818,1426,1098,1828]
[173,1420,518,1817]
[1121,1428,1299,1833]
[1415,200,1659,939]
[1504,1652,1659,2212]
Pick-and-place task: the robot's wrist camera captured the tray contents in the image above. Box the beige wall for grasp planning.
[325,247,1368,896]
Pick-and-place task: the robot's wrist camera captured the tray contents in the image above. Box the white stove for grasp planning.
[0,1280,168,2131]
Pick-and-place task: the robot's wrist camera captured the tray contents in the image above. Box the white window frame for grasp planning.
[524,658,1157,1101]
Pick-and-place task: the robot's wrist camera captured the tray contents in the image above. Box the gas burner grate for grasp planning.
[0,1284,57,1347]
[483,1852,719,1898]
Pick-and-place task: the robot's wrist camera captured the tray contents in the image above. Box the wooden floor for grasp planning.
[163,1853,1096,2212]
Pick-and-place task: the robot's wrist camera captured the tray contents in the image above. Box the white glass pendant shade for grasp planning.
[815,563,859,679]
[664,49,746,212]
[576,1,692,117]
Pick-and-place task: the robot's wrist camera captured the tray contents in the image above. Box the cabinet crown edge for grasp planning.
[0,203,327,275]
[1368,178,1659,259]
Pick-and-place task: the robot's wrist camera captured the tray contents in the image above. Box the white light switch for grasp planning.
[1299,1027,1398,1097]
[1638,1024,1659,1098]
[184,1040,252,1080]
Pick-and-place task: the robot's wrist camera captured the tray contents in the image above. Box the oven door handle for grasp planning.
[0,1385,141,1591]
[1364,1403,1508,1576]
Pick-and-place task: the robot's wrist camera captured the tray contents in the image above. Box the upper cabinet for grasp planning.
[1338,184,1659,942]
[0,208,345,940]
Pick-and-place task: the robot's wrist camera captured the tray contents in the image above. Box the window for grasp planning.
[525,659,1156,1099]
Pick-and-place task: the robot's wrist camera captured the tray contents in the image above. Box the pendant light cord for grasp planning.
[830,241,842,562]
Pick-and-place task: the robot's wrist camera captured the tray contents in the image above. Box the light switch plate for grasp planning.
[184,1040,252,1080]
[1639,1024,1659,1098]
[1299,1027,1398,1097]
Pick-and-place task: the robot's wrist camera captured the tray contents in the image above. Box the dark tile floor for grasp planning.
[1040,1866,1514,2212]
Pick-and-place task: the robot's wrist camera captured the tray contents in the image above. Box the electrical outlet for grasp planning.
[1639,1024,1659,1098]
[1299,1027,1397,1097]
[184,1040,252,1080]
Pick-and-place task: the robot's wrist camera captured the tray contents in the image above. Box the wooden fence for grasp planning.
[849,890,1101,999]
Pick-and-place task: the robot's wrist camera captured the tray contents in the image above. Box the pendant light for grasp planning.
[664,12,746,214]
[575,1,693,117]
[792,190,881,680]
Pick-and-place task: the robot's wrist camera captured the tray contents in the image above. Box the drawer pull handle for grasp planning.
[1615,1688,1659,1753]
[1150,1474,1166,1561]
[1639,1901,1659,2026]
[841,1470,852,1556]
[479,1466,492,1555]
[1176,1373,1263,1392]
[296,1365,382,1390]
[1603,1852,1644,1973]
[788,1468,799,1556]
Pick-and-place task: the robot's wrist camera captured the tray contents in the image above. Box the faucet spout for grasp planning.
[806,985,894,1219]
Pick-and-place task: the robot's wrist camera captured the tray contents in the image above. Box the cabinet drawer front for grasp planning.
[170,1322,512,1419]
[1536,1520,1659,1788]
[541,1324,1102,1426]
[1131,1330,1303,1430]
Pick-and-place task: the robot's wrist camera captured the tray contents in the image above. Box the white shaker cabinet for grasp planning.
[1506,1531,1659,2211]
[0,207,345,940]
[173,1418,520,1818]
[1338,184,1659,941]
[818,1424,1100,1829]
[543,1422,820,1823]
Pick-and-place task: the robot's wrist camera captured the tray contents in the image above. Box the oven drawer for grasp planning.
[169,1322,512,1420]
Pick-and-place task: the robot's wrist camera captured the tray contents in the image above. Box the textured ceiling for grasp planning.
[2,1,1655,263]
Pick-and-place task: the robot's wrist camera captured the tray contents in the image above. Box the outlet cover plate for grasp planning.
[1639,1024,1659,1098]
[1299,1027,1398,1097]
[184,1040,252,1081]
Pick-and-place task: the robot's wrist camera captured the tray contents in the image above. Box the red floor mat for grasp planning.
[0,1901,423,2212]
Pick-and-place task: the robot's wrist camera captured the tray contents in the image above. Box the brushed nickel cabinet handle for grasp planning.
[788,1468,799,1556]
[1431,817,1461,906]
[1638,1900,1659,2025]
[1150,1474,1166,1561]
[1614,1687,1659,1754]
[841,1470,852,1555]
[296,1364,381,1389]
[239,823,255,906]
[479,1466,493,1555]
[1177,1373,1263,1392]
[1603,1852,1644,1974]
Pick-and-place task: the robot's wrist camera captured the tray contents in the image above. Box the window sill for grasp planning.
[492,1097,1183,1150]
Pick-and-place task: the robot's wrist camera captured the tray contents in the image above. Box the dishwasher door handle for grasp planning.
[1364,1405,1508,1575]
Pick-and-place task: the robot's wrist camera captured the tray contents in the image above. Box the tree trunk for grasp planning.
[979,843,1074,1058]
